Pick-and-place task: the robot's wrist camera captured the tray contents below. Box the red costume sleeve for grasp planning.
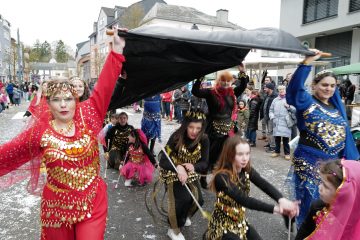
[0,119,44,193]
[78,51,125,135]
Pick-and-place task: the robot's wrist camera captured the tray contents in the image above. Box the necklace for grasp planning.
[51,120,74,135]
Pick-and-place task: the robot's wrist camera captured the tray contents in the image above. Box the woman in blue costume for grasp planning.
[286,49,359,227]
[141,94,162,155]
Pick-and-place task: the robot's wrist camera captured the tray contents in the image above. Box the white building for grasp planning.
[280,0,360,68]
[140,3,242,31]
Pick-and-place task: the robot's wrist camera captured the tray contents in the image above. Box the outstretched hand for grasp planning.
[303,48,323,65]
[278,198,300,218]
[237,63,246,72]
[110,26,127,54]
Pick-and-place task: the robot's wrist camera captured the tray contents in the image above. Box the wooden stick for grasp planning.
[321,52,332,57]
[106,29,115,36]
[160,145,211,221]
[288,217,292,240]
[115,151,128,189]
[104,139,110,179]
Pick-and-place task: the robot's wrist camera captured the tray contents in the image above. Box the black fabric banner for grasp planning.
[108,26,311,109]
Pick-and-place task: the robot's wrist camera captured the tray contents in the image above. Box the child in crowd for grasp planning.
[236,100,249,138]
[0,87,8,112]
[105,112,134,169]
[102,113,119,139]
[296,159,360,239]
[120,129,157,187]
[205,135,299,239]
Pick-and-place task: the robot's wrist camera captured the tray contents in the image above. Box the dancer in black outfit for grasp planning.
[205,136,299,240]
[158,111,209,240]
[192,65,248,188]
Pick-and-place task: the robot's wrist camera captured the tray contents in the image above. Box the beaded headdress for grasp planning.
[185,110,206,121]
[46,81,78,99]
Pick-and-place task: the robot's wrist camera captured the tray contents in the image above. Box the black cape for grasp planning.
[109,25,312,110]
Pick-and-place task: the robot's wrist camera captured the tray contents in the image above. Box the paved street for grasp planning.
[0,101,295,240]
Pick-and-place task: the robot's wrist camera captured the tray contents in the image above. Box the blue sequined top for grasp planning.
[286,65,359,159]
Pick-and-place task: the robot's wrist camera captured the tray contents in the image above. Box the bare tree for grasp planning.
[93,48,105,78]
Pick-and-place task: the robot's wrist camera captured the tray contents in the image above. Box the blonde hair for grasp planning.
[277,85,286,91]
[215,71,234,87]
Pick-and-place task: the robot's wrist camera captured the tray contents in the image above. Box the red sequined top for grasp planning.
[0,51,125,228]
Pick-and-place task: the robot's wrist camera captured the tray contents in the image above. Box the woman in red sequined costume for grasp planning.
[0,28,126,240]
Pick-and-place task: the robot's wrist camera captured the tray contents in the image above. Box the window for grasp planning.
[303,0,338,24]
[350,0,360,12]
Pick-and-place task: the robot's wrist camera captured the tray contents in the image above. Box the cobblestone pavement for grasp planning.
[0,102,295,239]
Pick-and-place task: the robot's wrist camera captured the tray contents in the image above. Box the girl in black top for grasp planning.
[205,135,299,240]
[159,111,209,240]
[105,112,134,169]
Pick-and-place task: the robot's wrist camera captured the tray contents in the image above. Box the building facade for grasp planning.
[0,15,11,82]
[85,0,243,84]
[280,0,360,69]
[75,40,91,82]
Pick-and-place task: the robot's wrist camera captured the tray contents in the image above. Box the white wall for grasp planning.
[280,0,360,38]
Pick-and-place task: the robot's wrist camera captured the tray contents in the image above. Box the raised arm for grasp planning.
[89,28,126,121]
[286,49,323,111]
[191,78,210,98]
[234,64,249,97]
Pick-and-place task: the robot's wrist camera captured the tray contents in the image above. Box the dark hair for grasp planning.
[172,115,206,151]
[319,160,343,189]
[246,86,254,91]
[210,136,251,191]
[70,78,90,102]
[119,112,128,119]
[265,76,272,81]
[110,113,119,119]
[129,129,141,149]
[238,99,246,107]
[313,72,337,85]
[251,90,259,97]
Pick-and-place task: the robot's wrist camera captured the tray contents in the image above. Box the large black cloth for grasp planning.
[108,26,312,110]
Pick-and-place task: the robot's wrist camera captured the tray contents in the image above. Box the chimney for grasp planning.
[216,9,228,23]
[93,22,97,32]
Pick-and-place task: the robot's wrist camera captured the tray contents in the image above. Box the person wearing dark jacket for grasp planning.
[178,86,191,121]
[247,90,262,147]
[260,83,278,152]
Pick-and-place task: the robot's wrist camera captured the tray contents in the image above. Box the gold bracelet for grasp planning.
[300,60,310,65]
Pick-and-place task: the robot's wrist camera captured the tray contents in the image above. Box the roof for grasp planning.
[75,41,90,59]
[129,0,166,14]
[140,3,243,29]
[101,7,115,17]
[76,40,89,50]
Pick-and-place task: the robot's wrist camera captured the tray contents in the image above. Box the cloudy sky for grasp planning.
[1,0,281,49]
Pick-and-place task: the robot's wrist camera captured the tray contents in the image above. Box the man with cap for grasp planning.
[260,82,278,152]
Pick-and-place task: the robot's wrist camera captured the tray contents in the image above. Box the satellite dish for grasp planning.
[302,41,310,48]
